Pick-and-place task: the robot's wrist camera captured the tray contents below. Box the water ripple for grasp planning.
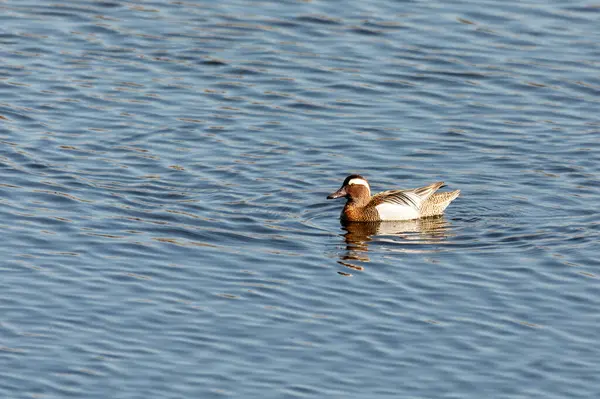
[2,0,600,398]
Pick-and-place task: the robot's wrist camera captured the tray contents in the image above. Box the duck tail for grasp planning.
[420,189,460,217]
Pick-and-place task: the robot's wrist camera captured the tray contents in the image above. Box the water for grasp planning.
[1,0,599,397]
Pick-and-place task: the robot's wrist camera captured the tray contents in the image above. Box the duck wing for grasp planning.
[370,182,445,221]
[411,181,446,203]
[371,182,445,210]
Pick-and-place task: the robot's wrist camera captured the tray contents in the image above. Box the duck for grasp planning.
[327,174,460,222]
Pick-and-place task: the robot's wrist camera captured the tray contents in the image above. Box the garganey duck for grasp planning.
[327,174,460,222]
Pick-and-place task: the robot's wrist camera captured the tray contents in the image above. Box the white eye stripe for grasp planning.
[347,178,369,188]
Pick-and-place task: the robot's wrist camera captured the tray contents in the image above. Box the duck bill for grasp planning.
[327,187,347,199]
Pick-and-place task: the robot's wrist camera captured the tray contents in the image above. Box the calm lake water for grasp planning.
[1,0,599,398]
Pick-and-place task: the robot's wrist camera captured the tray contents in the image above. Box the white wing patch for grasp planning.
[348,178,369,188]
[375,203,420,221]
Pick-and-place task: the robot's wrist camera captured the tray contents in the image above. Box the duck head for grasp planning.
[327,174,371,202]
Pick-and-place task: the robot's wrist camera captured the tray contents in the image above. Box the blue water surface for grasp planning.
[1,0,599,398]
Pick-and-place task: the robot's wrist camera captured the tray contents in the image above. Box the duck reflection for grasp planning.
[338,216,451,272]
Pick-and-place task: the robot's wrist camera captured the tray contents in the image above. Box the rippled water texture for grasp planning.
[1,0,599,398]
